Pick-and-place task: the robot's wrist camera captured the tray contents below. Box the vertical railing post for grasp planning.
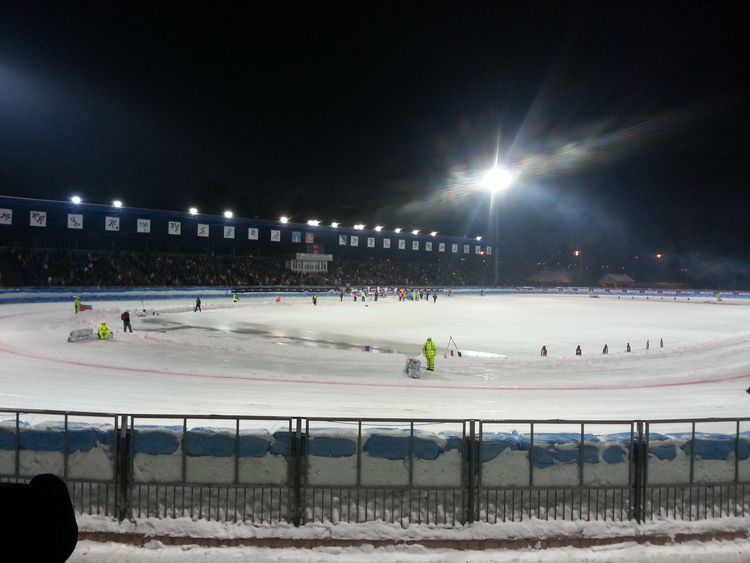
[465,420,477,524]
[632,421,645,523]
[115,414,132,522]
[291,417,304,527]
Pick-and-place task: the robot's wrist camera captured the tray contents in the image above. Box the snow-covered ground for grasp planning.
[1,292,749,561]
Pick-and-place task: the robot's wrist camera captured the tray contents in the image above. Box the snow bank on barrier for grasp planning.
[3,421,750,488]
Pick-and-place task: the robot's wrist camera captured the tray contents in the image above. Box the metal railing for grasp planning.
[2,409,749,527]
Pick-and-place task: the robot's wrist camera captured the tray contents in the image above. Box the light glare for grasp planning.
[481,167,514,192]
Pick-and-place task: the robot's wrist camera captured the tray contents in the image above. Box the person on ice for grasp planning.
[602,344,609,354]
[195,297,201,312]
[97,322,111,340]
[540,346,547,357]
[312,294,317,305]
[575,345,582,356]
[121,310,132,333]
[74,296,81,314]
[233,294,239,302]
[422,337,437,371]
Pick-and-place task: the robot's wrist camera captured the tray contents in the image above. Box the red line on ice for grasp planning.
[1,345,749,392]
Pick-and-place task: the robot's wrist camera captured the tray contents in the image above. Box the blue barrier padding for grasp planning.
[99,429,117,448]
[602,446,627,464]
[647,433,676,461]
[20,430,64,452]
[67,428,104,452]
[599,433,633,464]
[239,435,271,458]
[530,444,601,468]
[363,434,409,460]
[270,431,307,456]
[516,433,599,450]
[133,430,180,455]
[186,430,236,457]
[674,433,749,461]
[480,433,519,462]
[309,436,357,458]
[0,428,17,450]
[438,432,464,453]
[413,437,442,460]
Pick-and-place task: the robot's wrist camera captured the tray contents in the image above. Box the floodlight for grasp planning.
[412,229,419,235]
[394,228,402,233]
[189,207,198,215]
[280,216,289,224]
[481,167,514,192]
[113,200,122,208]
[224,211,233,218]
[354,224,365,230]
[331,222,339,228]
[307,220,320,226]
[430,231,438,236]
[476,236,482,241]
[374,226,383,232]
[71,196,81,204]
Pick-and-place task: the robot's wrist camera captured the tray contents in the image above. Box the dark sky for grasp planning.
[1,1,748,268]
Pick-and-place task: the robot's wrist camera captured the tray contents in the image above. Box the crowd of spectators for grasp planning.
[0,248,487,288]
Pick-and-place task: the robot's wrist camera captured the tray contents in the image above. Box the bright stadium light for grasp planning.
[331,222,339,228]
[112,200,122,208]
[412,229,419,235]
[476,236,482,241]
[481,167,514,192]
[354,224,365,230]
[430,231,438,236]
[374,226,383,232]
[307,220,320,226]
[394,228,402,233]
[71,196,81,204]
[224,211,233,218]
[189,207,198,215]
[280,216,289,224]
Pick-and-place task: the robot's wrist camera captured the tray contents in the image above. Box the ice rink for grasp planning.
[1,292,749,422]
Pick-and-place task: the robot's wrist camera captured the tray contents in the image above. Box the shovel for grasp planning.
[449,336,463,358]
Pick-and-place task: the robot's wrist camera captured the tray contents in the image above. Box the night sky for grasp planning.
[1,1,748,278]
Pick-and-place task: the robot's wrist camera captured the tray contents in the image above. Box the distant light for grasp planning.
[113,200,122,208]
[574,250,581,256]
[224,211,233,218]
[353,224,365,230]
[656,254,664,258]
[374,226,383,232]
[331,222,339,228]
[430,231,438,236]
[481,167,514,192]
[280,216,289,224]
[412,229,419,235]
[394,228,402,233]
[307,220,320,226]
[476,236,482,241]
[71,196,81,204]
[189,207,198,215]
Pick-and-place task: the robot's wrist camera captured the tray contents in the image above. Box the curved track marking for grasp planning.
[1,342,748,392]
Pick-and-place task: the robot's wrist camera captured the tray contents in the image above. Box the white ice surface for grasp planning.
[1,293,749,421]
[2,292,750,562]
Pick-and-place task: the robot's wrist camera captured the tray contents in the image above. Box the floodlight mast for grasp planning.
[481,167,514,285]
